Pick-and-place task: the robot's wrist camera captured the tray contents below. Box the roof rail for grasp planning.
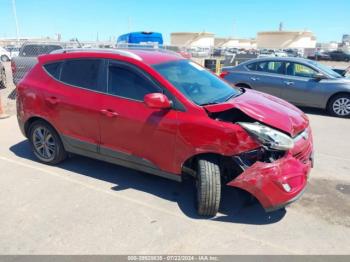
[50,48,143,61]
[115,43,182,56]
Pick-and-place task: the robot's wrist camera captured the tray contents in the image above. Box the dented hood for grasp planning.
[204,89,309,137]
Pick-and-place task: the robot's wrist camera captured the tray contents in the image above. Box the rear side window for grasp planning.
[250,61,285,74]
[246,62,257,70]
[286,62,317,78]
[266,61,285,74]
[60,59,103,91]
[44,62,62,79]
[256,61,268,72]
[108,63,160,101]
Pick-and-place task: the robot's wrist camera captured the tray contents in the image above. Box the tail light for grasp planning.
[11,60,16,75]
[219,71,230,78]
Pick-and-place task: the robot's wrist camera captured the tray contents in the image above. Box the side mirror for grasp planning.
[144,93,172,109]
[314,73,327,81]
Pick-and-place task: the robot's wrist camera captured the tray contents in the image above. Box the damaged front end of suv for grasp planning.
[205,98,314,212]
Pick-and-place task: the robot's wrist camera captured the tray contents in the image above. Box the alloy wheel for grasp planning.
[333,97,350,116]
[32,126,56,161]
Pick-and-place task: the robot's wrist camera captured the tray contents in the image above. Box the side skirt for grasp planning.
[61,135,182,182]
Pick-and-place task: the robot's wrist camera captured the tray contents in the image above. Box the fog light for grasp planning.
[282,183,292,192]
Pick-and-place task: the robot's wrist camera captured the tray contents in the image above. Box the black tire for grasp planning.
[196,156,221,216]
[327,94,350,118]
[1,55,9,62]
[29,120,67,165]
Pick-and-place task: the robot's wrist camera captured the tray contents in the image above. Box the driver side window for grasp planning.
[108,63,161,101]
[285,62,317,78]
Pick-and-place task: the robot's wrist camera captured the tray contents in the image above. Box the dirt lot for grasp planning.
[0,61,350,254]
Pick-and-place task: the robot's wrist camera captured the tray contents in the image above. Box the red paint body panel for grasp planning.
[228,128,313,210]
[204,89,309,137]
[17,49,313,211]
[99,92,179,173]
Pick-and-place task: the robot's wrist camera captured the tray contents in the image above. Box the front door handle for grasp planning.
[45,96,59,105]
[250,77,260,81]
[284,81,295,86]
[100,109,119,117]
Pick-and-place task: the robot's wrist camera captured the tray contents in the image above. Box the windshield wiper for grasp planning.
[224,93,238,102]
[199,101,220,106]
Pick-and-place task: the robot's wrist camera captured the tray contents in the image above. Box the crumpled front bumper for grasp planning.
[228,129,313,212]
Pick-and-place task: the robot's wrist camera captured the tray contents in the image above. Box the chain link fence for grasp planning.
[0,39,263,116]
[0,40,259,114]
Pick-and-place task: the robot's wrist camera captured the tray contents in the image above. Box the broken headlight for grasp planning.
[238,122,294,151]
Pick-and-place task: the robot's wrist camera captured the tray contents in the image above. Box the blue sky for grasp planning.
[1,0,349,43]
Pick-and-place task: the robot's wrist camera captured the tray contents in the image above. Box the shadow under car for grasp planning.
[10,139,286,225]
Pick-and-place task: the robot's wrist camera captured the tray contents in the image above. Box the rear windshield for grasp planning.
[20,45,63,57]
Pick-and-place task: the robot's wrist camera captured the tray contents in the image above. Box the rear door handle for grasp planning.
[45,96,59,105]
[250,77,260,81]
[100,109,119,117]
[284,81,295,86]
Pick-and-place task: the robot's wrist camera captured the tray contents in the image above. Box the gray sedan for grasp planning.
[221,57,350,117]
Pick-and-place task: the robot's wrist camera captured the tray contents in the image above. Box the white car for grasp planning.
[4,46,20,58]
[188,47,210,57]
[274,51,288,57]
[258,53,275,58]
[0,47,11,62]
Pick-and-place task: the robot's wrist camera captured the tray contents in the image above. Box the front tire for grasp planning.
[196,156,221,216]
[29,120,67,165]
[327,94,350,118]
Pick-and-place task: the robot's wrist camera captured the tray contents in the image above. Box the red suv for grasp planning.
[16,48,313,216]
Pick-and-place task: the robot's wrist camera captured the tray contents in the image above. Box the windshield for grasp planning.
[309,60,343,78]
[153,60,241,105]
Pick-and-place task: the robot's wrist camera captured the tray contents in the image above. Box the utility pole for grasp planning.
[128,16,132,31]
[12,0,20,42]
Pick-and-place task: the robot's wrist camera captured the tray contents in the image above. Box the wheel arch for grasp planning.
[235,83,252,89]
[182,152,221,170]
[181,152,242,181]
[181,151,258,205]
[326,91,350,109]
[24,116,58,138]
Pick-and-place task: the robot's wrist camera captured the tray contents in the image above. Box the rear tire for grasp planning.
[29,120,67,165]
[196,156,221,217]
[327,94,350,118]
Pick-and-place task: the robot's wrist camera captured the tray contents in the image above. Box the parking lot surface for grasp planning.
[0,63,350,254]
[1,110,350,254]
